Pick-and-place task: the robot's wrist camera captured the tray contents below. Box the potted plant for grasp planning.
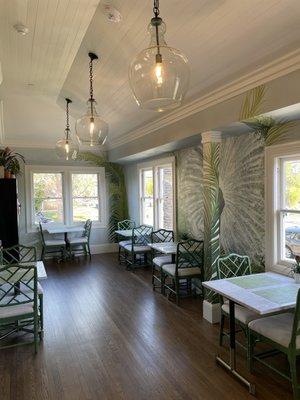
[0,147,25,178]
[292,256,300,283]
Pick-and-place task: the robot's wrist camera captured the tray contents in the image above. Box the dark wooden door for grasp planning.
[0,179,19,248]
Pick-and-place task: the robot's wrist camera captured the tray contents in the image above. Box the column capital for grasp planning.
[201,131,222,144]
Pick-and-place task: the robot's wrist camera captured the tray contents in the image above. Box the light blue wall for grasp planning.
[124,163,140,224]
[15,147,109,249]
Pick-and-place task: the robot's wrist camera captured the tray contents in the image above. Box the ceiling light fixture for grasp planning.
[102,4,122,23]
[14,23,29,36]
[129,0,190,112]
[55,98,79,161]
[75,52,108,147]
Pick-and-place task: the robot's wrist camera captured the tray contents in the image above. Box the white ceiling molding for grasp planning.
[108,48,300,150]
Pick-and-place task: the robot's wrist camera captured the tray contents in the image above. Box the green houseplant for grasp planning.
[0,147,25,178]
[292,256,300,283]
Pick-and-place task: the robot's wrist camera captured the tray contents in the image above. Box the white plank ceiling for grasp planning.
[0,0,300,148]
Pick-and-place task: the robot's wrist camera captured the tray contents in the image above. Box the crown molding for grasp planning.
[108,48,300,150]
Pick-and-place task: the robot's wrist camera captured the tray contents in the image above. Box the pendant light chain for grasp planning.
[153,0,160,17]
[89,57,95,118]
[65,98,71,140]
[152,0,162,62]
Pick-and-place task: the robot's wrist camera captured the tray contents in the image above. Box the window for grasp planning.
[33,173,63,224]
[139,157,175,230]
[71,173,99,222]
[26,166,106,230]
[266,142,300,272]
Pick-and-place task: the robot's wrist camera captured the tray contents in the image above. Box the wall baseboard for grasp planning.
[203,300,221,324]
[90,243,118,254]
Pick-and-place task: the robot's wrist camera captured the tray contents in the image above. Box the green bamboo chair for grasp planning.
[151,229,174,291]
[124,225,153,270]
[217,253,257,347]
[0,244,44,338]
[39,223,66,261]
[67,219,92,259]
[248,289,300,400]
[0,263,39,352]
[161,239,203,305]
[117,219,135,264]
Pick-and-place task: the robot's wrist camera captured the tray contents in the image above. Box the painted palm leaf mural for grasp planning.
[79,152,129,242]
[177,146,204,238]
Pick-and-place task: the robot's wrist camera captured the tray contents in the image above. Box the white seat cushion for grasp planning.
[0,303,34,318]
[67,237,88,245]
[222,302,261,325]
[124,244,151,253]
[248,313,298,348]
[119,240,132,247]
[153,255,172,268]
[162,263,201,277]
[45,239,66,246]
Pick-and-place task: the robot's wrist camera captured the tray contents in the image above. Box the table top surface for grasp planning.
[115,229,133,237]
[1,261,47,280]
[203,272,299,315]
[46,225,84,234]
[148,242,178,254]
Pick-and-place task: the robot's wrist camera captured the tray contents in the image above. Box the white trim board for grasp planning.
[265,140,300,273]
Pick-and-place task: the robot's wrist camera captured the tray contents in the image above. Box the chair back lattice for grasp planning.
[132,225,153,246]
[39,223,46,246]
[217,253,251,280]
[176,239,204,275]
[0,264,37,307]
[151,229,174,244]
[83,219,92,240]
[0,245,37,265]
[117,220,135,230]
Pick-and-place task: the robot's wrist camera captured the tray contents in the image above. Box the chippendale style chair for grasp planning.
[67,219,92,259]
[161,239,204,305]
[151,229,174,291]
[117,219,135,264]
[39,223,66,261]
[124,225,153,270]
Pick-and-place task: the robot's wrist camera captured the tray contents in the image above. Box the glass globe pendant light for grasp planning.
[129,0,190,112]
[76,52,108,146]
[55,98,79,161]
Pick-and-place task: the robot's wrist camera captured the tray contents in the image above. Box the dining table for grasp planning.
[203,271,300,395]
[148,242,178,262]
[45,224,84,241]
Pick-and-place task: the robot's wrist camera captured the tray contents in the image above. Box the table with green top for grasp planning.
[203,272,299,395]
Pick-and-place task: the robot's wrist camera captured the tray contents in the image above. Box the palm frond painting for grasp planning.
[239,84,294,146]
[176,146,204,239]
[78,152,129,242]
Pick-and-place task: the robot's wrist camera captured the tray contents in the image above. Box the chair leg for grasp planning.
[41,247,45,261]
[219,313,225,347]
[288,353,300,400]
[34,312,39,354]
[175,278,180,306]
[87,244,92,260]
[118,245,121,263]
[161,272,166,295]
[39,293,44,340]
[247,329,255,373]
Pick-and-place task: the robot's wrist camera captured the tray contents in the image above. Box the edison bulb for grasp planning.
[155,62,163,86]
[55,134,79,161]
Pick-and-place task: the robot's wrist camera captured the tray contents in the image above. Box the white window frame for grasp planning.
[25,165,107,232]
[265,141,300,274]
[138,156,176,231]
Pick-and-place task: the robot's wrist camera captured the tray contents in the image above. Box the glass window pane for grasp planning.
[284,160,300,210]
[73,198,99,222]
[34,198,63,224]
[33,173,62,198]
[72,174,98,197]
[143,170,153,197]
[283,212,300,259]
[142,198,153,226]
[158,166,173,230]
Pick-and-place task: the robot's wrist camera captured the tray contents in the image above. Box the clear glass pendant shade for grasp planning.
[75,99,108,146]
[55,130,79,161]
[129,21,189,112]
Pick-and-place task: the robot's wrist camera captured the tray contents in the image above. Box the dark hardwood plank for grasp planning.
[0,254,293,400]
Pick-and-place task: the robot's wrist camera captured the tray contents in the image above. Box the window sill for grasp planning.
[268,263,293,277]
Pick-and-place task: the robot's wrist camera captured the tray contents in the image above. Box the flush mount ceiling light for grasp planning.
[129,0,190,112]
[55,98,79,161]
[75,52,108,147]
[102,4,122,23]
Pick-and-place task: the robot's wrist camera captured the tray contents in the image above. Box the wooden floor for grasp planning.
[0,253,294,400]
